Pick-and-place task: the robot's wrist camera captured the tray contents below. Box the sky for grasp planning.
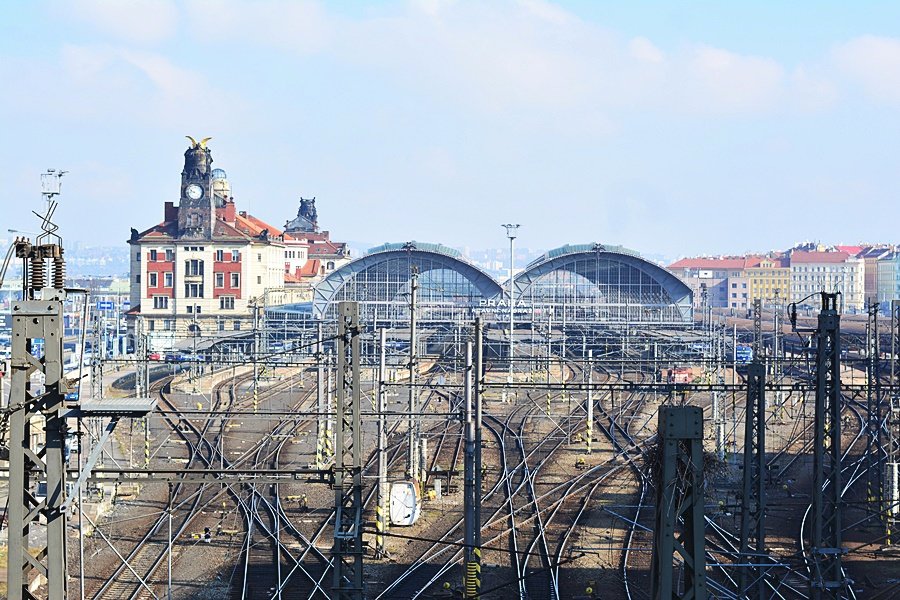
[2,1,900,263]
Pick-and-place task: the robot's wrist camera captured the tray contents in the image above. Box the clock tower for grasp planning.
[177,136,215,239]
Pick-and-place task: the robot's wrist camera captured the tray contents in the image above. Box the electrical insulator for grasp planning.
[53,253,65,289]
[29,254,45,293]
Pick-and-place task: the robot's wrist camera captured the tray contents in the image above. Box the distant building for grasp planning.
[127,139,348,347]
[876,251,900,308]
[789,251,864,312]
[745,256,790,307]
[667,256,759,310]
[856,245,894,305]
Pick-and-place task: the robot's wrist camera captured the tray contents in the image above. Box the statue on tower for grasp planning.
[183,136,213,179]
[284,196,319,233]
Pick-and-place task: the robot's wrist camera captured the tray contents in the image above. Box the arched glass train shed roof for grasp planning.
[510,243,692,324]
[311,241,692,324]
[312,241,503,322]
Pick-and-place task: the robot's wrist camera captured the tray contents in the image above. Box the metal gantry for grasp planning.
[650,405,707,600]
[809,293,847,598]
[739,362,767,599]
[331,301,364,600]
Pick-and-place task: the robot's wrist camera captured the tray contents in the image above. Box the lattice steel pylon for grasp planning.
[865,303,886,526]
[331,302,364,600]
[7,239,69,600]
[650,405,707,600]
[809,292,848,598]
[739,362,767,599]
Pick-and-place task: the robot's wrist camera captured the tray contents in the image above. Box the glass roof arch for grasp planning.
[312,241,503,322]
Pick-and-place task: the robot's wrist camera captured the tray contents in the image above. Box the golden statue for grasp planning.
[185,136,213,149]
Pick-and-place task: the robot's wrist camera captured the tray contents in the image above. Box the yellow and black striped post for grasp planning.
[464,546,481,598]
[143,417,150,468]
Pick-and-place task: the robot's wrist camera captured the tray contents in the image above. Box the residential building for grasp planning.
[667,257,759,309]
[789,251,865,312]
[876,252,900,308]
[745,256,790,307]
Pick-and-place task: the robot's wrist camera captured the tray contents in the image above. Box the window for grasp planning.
[136,252,141,262]
[220,296,235,310]
[215,273,224,288]
[195,305,202,314]
[257,276,262,284]
[163,320,174,331]
[185,259,204,277]
[233,321,241,331]
[231,250,239,262]
[742,283,747,288]
[148,320,155,331]
[165,249,174,261]
[149,272,158,287]
[231,273,240,288]
[188,213,200,228]
[135,273,141,284]
[218,319,225,331]
[327,261,335,270]
[731,283,737,288]
[185,283,204,298]
[732,293,737,298]
[258,253,262,262]
[187,305,192,314]
[153,296,168,309]
[150,249,158,261]
[216,249,225,261]
[164,272,173,287]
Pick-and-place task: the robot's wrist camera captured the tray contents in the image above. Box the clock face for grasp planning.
[186,184,203,200]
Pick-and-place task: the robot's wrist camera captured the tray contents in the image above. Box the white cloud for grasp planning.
[184,0,332,54]
[678,44,784,113]
[628,37,664,64]
[834,35,900,103]
[0,44,244,130]
[61,0,179,44]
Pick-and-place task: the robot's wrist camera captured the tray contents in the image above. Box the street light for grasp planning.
[502,224,520,400]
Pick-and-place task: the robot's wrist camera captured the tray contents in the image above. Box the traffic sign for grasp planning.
[96,301,114,311]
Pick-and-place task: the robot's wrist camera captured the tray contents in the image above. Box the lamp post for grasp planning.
[502,224,520,401]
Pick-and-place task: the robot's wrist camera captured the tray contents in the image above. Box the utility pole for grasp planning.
[331,302,363,600]
[866,303,885,525]
[375,328,389,559]
[502,223,520,402]
[650,406,707,600]
[316,323,327,470]
[407,269,419,482]
[473,317,484,596]
[804,293,847,598]
[738,361,767,599]
[7,251,69,600]
[463,341,480,598]
[586,350,593,455]
[252,300,260,413]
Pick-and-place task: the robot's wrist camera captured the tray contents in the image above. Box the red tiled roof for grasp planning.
[297,259,321,276]
[284,260,322,283]
[790,251,849,264]
[668,256,759,270]
[234,213,283,237]
[309,241,346,255]
[834,245,863,256]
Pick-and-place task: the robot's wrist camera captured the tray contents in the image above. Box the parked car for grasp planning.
[148,352,161,361]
